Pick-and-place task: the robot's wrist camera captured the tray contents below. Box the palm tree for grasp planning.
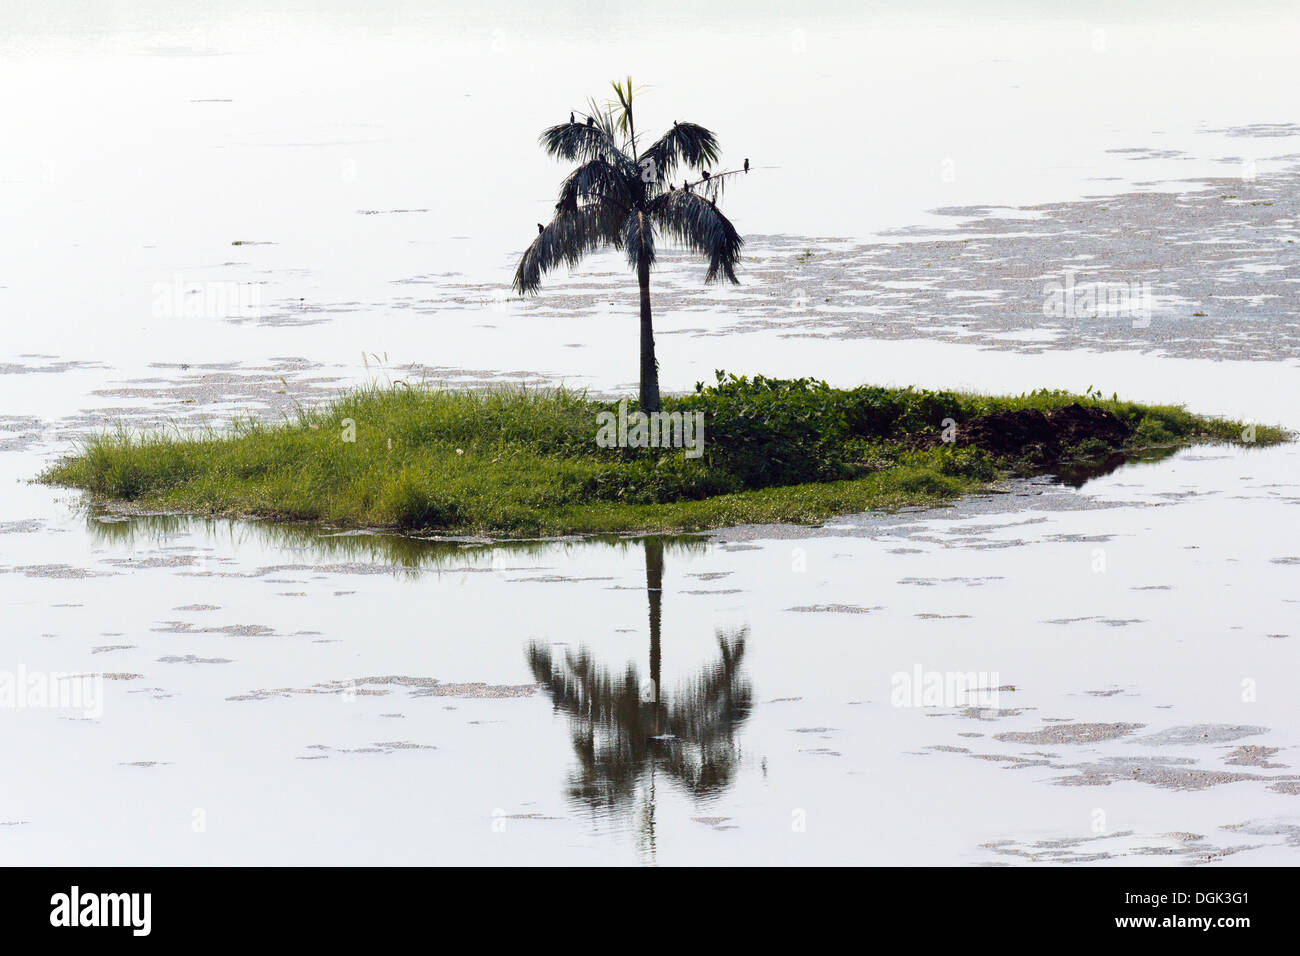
[513,79,747,412]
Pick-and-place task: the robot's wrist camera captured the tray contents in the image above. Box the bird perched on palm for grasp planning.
[515,78,747,413]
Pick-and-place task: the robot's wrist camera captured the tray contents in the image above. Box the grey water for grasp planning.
[3,0,1300,864]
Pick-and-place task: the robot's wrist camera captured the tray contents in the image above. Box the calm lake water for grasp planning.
[2,0,1299,864]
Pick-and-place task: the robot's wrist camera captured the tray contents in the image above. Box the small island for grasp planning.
[40,373,1286,537]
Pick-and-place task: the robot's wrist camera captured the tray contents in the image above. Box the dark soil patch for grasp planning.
[920,403,1133,461]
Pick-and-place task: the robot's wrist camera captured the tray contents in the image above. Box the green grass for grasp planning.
[39,374,1289,536]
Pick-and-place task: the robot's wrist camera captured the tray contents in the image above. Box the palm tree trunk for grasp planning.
[637,255,661,412]
[644,537,664,729]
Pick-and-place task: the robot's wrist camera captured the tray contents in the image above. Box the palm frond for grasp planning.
[587,97,624,150]
[648,190,743,284]
[539,115,624,165]
[638,122,721,185]
[621,210,656,271]
[697,173,729,204]
[556,158,635,214]
[609,77,634,140]
[514,205,625,295]
[608,77,651,149]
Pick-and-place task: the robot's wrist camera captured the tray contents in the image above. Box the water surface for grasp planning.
[3,0,1300,865]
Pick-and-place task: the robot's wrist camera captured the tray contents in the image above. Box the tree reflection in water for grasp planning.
[526,538,752,854]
